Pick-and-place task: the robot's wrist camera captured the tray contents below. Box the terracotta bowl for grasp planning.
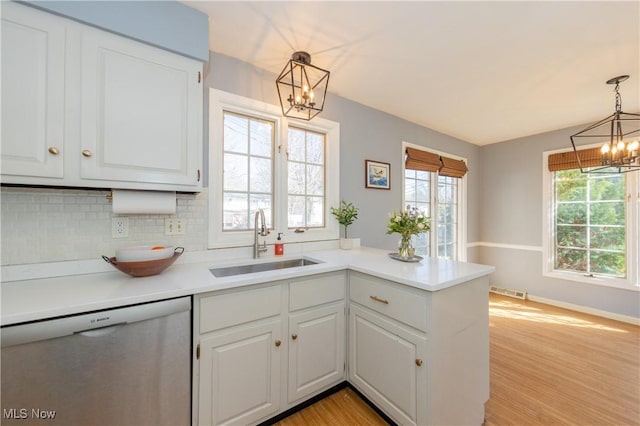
[115,245,175,262]
[103,247,184,277]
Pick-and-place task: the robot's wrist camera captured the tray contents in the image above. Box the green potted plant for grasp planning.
[330,200,359,250]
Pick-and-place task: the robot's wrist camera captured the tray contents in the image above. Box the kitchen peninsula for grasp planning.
[1,247,494,425]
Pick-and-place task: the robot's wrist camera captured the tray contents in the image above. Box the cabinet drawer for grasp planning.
[199,285,281,334]
[289,272,346,311]
[349,272,428,331]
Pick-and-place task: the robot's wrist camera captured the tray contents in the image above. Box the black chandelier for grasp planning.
[570,75,640,173]
[276,51,330,121]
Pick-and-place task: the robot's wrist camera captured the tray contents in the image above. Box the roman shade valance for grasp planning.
[405,147,468,178]
[439,156,468,178]
[405,147,441,172]
[548,147,602,171]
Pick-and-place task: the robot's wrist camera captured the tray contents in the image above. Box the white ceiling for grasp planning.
[184,1,640,146]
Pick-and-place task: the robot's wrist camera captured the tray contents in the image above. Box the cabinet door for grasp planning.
[288,303,345,403]
[77,27,202,189]
[1,2,65,179]
[349,304,427,426]
[198,318,282,426]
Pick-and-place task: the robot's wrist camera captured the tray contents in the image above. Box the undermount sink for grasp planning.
[210,258,319,278]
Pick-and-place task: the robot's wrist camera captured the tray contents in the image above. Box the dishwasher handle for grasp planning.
[1,297,191,348]
[75,322,127,337]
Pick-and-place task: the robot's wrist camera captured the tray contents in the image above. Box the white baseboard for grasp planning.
[526,294,640,326]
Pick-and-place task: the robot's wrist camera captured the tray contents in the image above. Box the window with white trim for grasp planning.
[287,127,326,229]
[403,143,467,260]
[208,89,339,249]
[222,112,274,231]
[543,147,639,288]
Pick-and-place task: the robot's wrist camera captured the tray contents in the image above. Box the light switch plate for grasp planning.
[165,218,185,235]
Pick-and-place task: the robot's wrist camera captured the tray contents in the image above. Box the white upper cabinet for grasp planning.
[0,2,203,192]
[1,2,65,179]
[76,27,202,188]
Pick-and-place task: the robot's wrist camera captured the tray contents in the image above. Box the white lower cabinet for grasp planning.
[194,269,488,426]
[198,318,282,426]
[348,271,490,426]
[194,271,346,426]
[349,288,427,425]
[349,298,427,425]
[288,303,345,403]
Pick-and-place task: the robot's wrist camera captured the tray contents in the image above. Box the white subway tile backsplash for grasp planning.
[1,187,209,266]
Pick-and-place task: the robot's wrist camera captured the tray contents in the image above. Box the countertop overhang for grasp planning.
[1,247,495,326]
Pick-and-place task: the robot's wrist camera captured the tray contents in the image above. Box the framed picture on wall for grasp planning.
[365,160,390,190]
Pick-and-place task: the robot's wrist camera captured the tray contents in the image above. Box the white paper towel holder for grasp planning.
[106,189,178,215]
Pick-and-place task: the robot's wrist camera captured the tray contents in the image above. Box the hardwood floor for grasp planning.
[485,294,639,426]
[276,294,640,425]
[275,387,389,426]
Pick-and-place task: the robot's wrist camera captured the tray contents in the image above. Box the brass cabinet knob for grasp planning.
[81,150,92,157]
[275,340,281,347]
[415,359,423,367]
[291,334,298,340]
[48,147,60,155]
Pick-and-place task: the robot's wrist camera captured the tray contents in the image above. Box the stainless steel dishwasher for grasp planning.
[1,296,191,426]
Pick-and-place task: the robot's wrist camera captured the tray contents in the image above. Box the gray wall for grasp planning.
[205,53,639,322]
[206,53,482,255]
[479,126,640,318]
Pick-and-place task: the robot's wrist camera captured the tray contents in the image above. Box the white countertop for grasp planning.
[1,247,495,326]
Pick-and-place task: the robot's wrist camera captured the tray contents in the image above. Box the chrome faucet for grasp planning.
[253,209,270,258]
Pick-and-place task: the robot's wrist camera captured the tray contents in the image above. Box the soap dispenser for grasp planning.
[275,233,284,256]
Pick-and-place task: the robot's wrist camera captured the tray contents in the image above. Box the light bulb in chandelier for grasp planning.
[570,75,640,173]
[276,51,330,120]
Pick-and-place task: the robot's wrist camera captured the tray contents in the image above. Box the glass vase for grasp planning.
[397,234,415,259]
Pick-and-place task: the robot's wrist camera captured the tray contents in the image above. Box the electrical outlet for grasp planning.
[112,217,129,238]
[165,218,186,235]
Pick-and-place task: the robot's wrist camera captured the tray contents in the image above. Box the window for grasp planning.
[544,147,639,288]
[287,127,325,229]
[222,112,274,231]
[209,89,339,248]
[405,169,431,255]
[403,143,467,260]
[437,175,459,258]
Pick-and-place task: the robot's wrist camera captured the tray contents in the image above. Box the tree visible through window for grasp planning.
[404,166,462,260]
[210,89,340,248]
[222,111,274,231]
[287,127,325,229]
[554,169,626,277]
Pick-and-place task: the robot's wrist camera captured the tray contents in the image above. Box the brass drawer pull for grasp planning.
[81,150,92,158]
[275,340,281,347]
[48,147,60,155]
[291,334,298,340]
[416,359,423,367]
[370,295,389,305]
